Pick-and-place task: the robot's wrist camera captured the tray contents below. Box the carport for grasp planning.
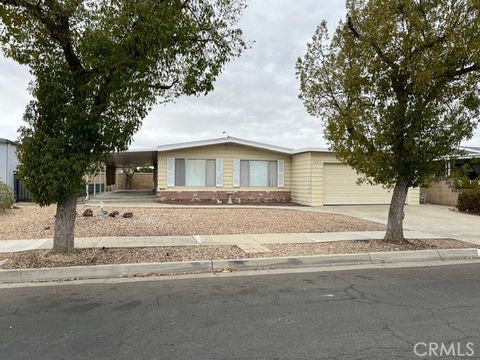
[105,149,158,193]
[84,149,158,205]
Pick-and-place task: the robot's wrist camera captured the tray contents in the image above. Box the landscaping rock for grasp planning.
[109,211,120,218]
[0,205,387,239]
[82,209,93,217]
[122,212,133,218]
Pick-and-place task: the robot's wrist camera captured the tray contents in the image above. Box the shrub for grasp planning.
[0,181,14,212]
[457,189,480,215]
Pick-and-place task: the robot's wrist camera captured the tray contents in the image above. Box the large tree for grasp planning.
[0,0,246,251]
[296,0,480,243]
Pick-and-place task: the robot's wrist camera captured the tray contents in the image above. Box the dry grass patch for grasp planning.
[0,204,385,240]
[0,239,473,269]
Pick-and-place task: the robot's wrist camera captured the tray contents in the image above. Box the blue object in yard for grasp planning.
[88,183,105,195]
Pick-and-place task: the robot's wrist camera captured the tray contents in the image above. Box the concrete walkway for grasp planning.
[0,230,445,254]
[85,190,155,206]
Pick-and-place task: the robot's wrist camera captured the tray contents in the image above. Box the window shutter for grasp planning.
[216,159,224,187]
[167,158,175,187]
[233,159,240,187]
[277,160,285,187]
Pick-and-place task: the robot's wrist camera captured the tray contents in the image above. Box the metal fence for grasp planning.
[88,183,105,195]
[13,172,32,202]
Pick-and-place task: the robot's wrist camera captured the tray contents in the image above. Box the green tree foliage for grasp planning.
[0,181,14,212]
[0,0,247,250]
[296,0,480,242]
[457,189,480,214]
[449,158,480,190]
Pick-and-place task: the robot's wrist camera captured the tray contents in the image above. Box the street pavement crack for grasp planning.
[383,324,414,346]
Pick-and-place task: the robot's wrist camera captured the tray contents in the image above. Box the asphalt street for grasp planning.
[1,264,480,360]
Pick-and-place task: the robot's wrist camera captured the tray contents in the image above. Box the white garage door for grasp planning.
[323,163,393,205]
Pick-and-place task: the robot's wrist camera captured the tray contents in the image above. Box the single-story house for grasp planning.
[0,138,19,190]
[421,146,480,206]
[108,137,420,206]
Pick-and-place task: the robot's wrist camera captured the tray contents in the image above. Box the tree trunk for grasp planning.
[53,195,77,252]
[384,179,409,244]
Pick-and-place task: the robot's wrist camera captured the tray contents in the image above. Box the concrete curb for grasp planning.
[212,253,372,271]
[1,249,479,284]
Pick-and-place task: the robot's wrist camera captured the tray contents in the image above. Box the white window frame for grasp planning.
[238,159,283,188]
[172,158,218,187]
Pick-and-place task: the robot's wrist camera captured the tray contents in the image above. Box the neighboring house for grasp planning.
[109,137,420,206]
[421,146,480,206]
[0,138,19,190]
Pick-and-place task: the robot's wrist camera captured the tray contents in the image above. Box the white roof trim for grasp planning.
[292,147,331,154]
[157,137,295,154]
[458,146,480,155]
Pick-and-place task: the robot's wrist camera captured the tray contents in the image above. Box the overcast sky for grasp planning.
[1,0,479,150]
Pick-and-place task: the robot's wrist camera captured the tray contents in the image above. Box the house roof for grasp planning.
[156,137,331,154]
[458,146,480,158]
[292,147,331,154]
[109,137,480,166]
[108,137,331,166]
[157,136,293,154]
[0,138,19,146]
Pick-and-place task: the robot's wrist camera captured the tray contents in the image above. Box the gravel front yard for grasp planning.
[0,204,385,240]
[0,239,473,269]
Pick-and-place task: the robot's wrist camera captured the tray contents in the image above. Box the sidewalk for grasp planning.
[0,230,446,254]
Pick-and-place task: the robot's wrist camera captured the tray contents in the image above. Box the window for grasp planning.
[174,159,216,187]
[268,160,278,187]
[240,160,278,187]
[175,159,185,186]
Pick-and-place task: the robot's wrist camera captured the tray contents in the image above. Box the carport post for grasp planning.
[85,175,89,201]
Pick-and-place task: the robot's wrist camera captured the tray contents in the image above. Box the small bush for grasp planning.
[457,189,480,214]
[0,181,14,212]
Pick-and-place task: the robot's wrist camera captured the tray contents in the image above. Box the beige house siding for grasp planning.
[294,151,420,206]
[157,144,291,192]
[291,152,312,205]
[311,152,337,206]
[290,152,336,206]
[422,180,458,206]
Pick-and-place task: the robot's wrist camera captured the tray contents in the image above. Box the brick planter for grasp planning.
[156,190,291,204]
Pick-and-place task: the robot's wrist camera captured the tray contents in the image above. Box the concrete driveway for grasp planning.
[314,204,480,245]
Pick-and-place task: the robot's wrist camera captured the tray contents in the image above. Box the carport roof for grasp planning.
[108,149,157,167]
